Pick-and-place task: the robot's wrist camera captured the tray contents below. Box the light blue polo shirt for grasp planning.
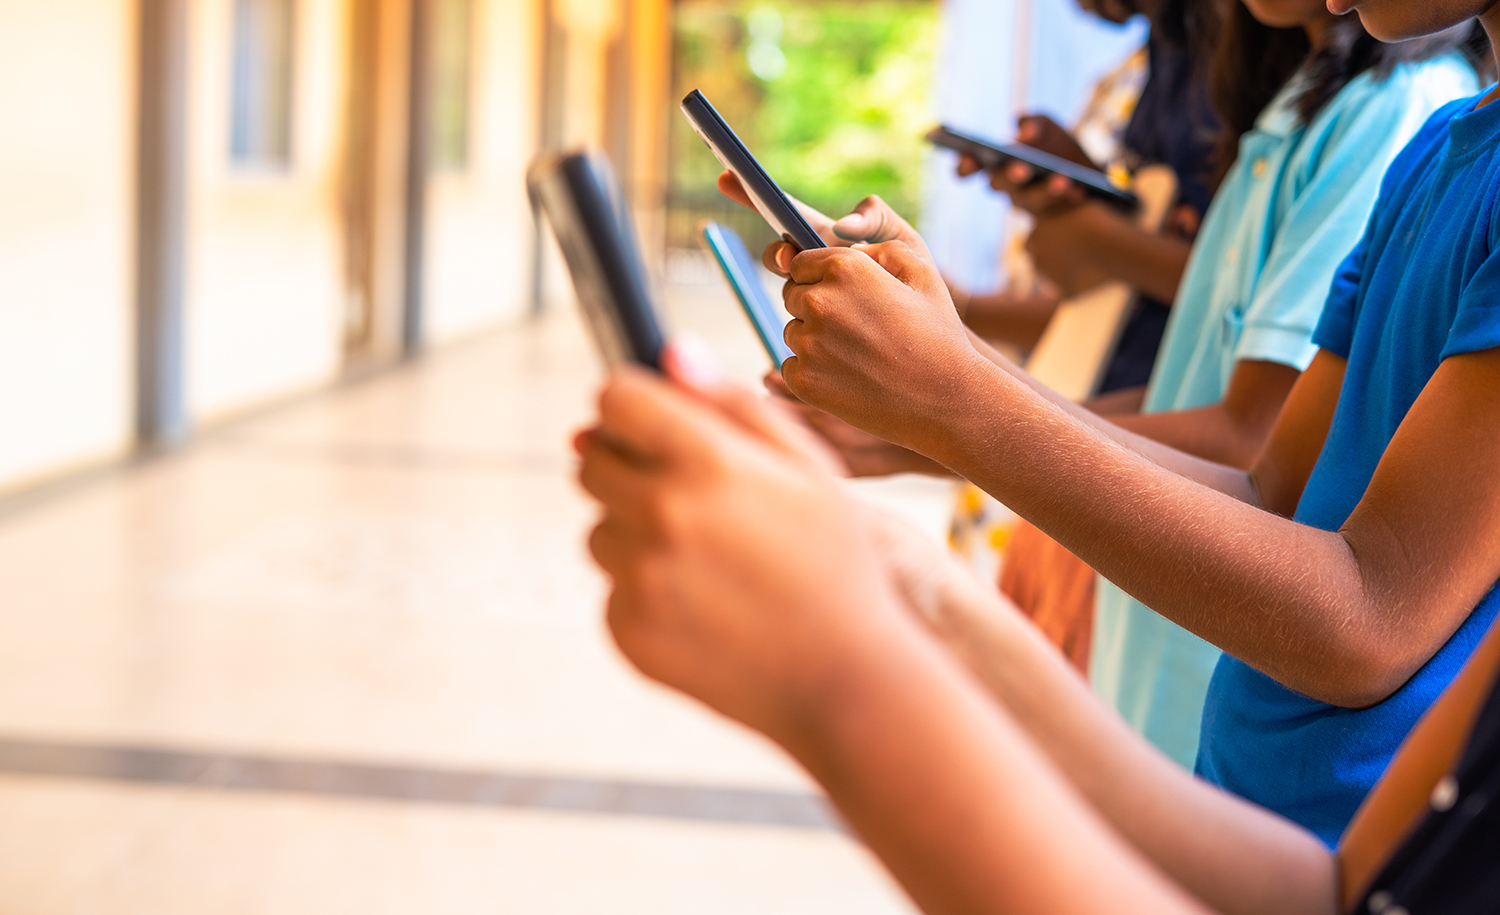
[1089,55,1477,769]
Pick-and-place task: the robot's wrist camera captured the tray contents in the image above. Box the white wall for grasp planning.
[422,0,543,342]
[183,0,348,421]
[921,0,1143,293]
[0,0,137,492]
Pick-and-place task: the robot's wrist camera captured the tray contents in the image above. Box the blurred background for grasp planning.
[0,0,1138,910]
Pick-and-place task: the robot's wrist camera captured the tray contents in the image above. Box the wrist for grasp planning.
[902,344,1006,462]
[769,597,932,761]
[775,603,964,778]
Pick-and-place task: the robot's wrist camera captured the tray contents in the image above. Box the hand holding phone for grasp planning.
[926,125,1137,211]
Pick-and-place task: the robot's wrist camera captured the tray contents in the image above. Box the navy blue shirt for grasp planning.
[1198,90,1500,847]
[1100,29,1220,392]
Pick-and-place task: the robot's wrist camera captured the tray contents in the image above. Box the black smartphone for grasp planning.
[925,125,1138,210]
[701,221,794,367]
[680,90,827,252]
[527,150,667,370]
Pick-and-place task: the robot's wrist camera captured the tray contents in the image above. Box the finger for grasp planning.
[577,430,658,513]
[762,370,800,402]
[1008,162,1036,186]
[853,240,947,299]
[595,368,723,472]
[763,241,795,276]
[588,515,653,582]
[832,195,908,244]
[716,171,754,210]
[1016,116,1040,143]
[955,153,981,177]
[785,245,861,286]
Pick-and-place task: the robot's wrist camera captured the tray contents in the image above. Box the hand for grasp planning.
[764,372,952,478]
[716,171,934,276]
[576,336,917,743]
[952,115,1092,218]
[986,162,1088,218]
[1025,202,1120,297]
[779,241,988,453]
[1014,115,1096,168]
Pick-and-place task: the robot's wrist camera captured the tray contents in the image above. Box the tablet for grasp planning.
[701,221,793,367]
[925,125,1138,210]
[527,150,667,370]
[680,90,826,252]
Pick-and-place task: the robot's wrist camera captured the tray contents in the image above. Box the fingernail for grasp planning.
[667,331,725,388]
[778,247,792,271]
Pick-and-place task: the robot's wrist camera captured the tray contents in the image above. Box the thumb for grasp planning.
[833,196,933,264]
[832,195,907,244]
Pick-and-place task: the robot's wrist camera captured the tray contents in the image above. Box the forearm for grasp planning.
[964,333,1258,503]
[787,612,1211,915]
[1111,406,1265,471]
[923,570,1335,915]
[920,355,1401,706]
[1031,205,1191,303]
[961,288,1059,351]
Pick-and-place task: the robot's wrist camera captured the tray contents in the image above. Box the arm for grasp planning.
[869,512,1335,915]
[957,286,1060,351]
[1026,201,1192,302]
[1109,360,1301,470]
[782,242,1500,707]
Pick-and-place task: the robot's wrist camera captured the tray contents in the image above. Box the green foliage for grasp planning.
[669,0,936,249]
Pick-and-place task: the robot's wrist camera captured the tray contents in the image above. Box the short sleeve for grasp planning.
[1311,240,1366,359]
[1236,71,1452,371]
[1444,244,1500,359]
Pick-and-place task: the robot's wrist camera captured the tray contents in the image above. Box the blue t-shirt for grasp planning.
[1092,58,1476,770]
[1197,89,1500,848]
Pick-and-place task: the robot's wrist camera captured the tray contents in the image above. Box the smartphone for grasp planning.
[527,149,667,370]
[701,221,794,367]
[925,125,1138,210]
[680,90,826,252]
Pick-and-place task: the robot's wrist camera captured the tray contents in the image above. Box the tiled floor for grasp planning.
[0,277,950,912]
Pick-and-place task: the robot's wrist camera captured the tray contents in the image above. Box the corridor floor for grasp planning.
[0,278,949,913]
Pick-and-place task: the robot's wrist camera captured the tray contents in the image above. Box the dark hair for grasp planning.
[1208,7,1491,180]
[1155,0,1221,53]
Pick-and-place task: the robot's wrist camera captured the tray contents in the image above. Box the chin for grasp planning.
[1350,2,1480,42]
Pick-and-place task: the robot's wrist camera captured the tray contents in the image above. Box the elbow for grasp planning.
[1304,643,1424,710]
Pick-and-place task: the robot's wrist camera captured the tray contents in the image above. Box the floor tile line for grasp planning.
[0,737,843,832]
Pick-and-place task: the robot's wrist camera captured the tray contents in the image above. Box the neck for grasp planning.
[1302,15,1336,51]
[1484,4,1500,81]
[1476,4,1500,108]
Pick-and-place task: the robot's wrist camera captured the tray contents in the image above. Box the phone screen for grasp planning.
[702,221,793,367]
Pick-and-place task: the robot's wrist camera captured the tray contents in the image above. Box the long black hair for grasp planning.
[1208,7,1492,180]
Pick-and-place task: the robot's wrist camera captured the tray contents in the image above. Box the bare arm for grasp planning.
[781,243,1500,707]
[1109,360,1302,470]
[1026,202,1193,301]
[964,330,1260,503]
[927,348,1500,707]
[871,515,1335,915]
[958,287,1060,351]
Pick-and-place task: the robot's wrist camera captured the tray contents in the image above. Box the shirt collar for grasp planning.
[1252,76,1308,140]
